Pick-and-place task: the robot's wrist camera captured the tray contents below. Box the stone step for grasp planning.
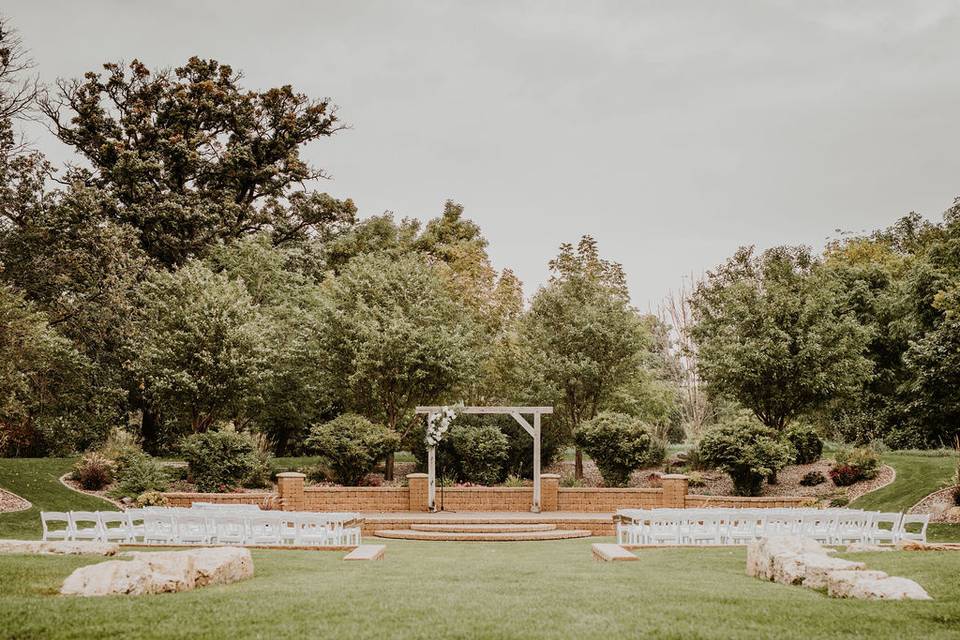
[592,543,638,562]
[373,529,592,542]
[409,523,556,533]
[343,544,386,561]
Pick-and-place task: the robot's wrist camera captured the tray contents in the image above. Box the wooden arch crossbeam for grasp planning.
[415,406,553,513]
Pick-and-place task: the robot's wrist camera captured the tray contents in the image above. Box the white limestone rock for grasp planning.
[746,536,825,582]
[799,554,865,590]
[827,570,890,598]
[846,576,932,601]
[61,547,253,596]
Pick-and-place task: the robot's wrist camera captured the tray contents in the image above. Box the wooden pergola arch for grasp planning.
[415,406,554,513]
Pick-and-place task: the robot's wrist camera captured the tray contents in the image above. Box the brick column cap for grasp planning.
[406,473,428,479]
[276,472,306,479]
[540,473,561,479]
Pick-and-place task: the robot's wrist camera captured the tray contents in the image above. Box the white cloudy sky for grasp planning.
[7,1,960,308]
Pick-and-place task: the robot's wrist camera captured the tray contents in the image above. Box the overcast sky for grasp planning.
[7,1,960,308]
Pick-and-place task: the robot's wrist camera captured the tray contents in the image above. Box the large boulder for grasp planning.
[845,542,893,553]
[746,536,826,582]
[61,547,253,597]
[845,576,932,601]
[827,570,890,598]
[0,540,118,556]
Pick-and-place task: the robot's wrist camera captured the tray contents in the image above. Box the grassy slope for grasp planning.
[1,541,959,640]
[851,452,959,542]
[0,458,116,540]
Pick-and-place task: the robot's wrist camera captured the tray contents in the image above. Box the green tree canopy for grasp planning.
[315,252,479,478]
[690,245,873,431]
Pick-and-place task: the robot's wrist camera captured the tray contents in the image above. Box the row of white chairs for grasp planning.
[41,507,363,547]
[615,508,930,546]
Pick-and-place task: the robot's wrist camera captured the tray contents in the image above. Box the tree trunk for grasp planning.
[575,448,584,479]
[140,406,161,455]
[384,451,395,481]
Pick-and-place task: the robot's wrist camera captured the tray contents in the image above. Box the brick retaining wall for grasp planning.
[162,472,813,513]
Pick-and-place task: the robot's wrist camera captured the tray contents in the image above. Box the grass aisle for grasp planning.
[0,458,117,540]
[0,540,959,639]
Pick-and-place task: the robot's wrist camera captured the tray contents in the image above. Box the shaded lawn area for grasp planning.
[0,458,116,540]
[1,540,960,640]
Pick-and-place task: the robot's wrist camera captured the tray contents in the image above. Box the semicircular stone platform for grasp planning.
[374,522,591,541]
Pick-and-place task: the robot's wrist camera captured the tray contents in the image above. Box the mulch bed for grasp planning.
[546,459,893,503]
[0,488,30,513]
[910,486,960,522]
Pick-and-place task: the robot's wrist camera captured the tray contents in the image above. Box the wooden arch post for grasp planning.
[415,406,553,513]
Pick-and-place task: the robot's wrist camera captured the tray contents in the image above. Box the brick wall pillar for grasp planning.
[660,474,689,508]
[276,472,306,511]
[407,473,429,512]
[540,473,560,511]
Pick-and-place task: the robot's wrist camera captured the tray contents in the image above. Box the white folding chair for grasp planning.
[294,513,333,546]
[40,512,72,541]
[724,511,758,544]
[143,512,176,544]
[125,509,145,542]
[211,514,248,544]
[866,512,901,545]
[898,514,929,543]
[686,513,721,545]
[833,512,870,545]
[70,511,103,541]
[248,514,284,545]
[800,513,837,544]
[99,512,135,542]
[646,512,681,545]
[174,513,211,544]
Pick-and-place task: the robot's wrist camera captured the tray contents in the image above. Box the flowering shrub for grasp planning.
[829,464,861,487]
[135,490,169,507]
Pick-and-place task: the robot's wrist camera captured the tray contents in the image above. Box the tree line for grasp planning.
[1,17,957,479]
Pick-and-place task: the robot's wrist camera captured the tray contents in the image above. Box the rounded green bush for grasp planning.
[785,423,823,464]
[573,412,665,487]
[696,415,792,496]
[109,452,169,498]
[450,425,509,485]
[306,414,400,486]
[180,430,259,492]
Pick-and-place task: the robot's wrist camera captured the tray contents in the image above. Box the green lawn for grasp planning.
[0,540,959,639]
[0,458,116,540]
[849,451,960,542]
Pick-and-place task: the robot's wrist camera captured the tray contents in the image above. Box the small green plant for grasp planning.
[829,495,850,507]
[73,452,114,490]
[574,412,665,487]
[502,474,526,487]
[560,474,584,488]
[686,471,707,488]
[697,415,792,496]
[99,427,143,469]
[800,470,826,486]
[784,424,823,464]
[305,414,400,486]
[450,425,509,485]
[110,452,169,498]
[135,490,169,507]
[180,430,260,492]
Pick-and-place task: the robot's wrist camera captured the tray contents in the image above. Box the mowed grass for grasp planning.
[1,540,960,640]
[0,458,116,540]
[852,453,956,513]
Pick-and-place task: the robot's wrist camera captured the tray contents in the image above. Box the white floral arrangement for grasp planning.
[425,406,457,446]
